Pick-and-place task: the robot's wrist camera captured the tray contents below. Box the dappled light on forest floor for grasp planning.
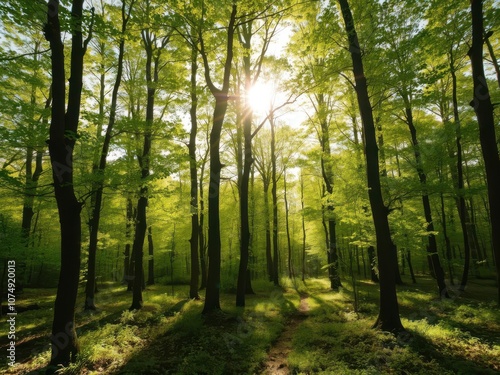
[1,277,499,374]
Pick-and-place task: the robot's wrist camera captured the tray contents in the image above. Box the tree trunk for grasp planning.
[201,5,237,315]
[188,36,200,300]
[270,113,280,287]
[301,172,307,282]
[338,0,403,332]
[468,0,500,304]
[123,197,133,285]
[147,226,154,285]
[45,0,87,367]
[199,166,207,290]
[130,26,160,310]
[85,0,131,310]
[404,106,448,297]
[284,170,293,279]
[264,179,273,281]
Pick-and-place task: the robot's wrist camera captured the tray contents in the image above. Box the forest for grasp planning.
[0,0,499,374]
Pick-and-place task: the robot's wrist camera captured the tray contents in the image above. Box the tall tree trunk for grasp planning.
[199,161,207,290]
[45,0,88,367]
[404,106,448,297]
[123,196,133,284]
[270,113,280,287]
[317,93,341,290]
[300,171,307,282]
[338,0,404,332]
[468,0,500,304]
[284,169,293,279]
[236,22,257,307]
[85,0,132,309]
[446,55,473,292]
[147,226,154,285]
[188,35,200,300]
[130,26,160,310]
[263,178,273,281]
[201,4,237,314]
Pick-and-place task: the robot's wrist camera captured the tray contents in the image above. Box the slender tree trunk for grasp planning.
[147,226,154,285]
[338,0,403,332]
[439,190,454,285]
[85,1,132,309]
[188,35,200,300]
[130,26,161,310]
[469,0,500,304]
[406,250,417,284]
[270,113,280,287]
[264,179,273,281]
[45,0,88,367]
[201,5,237,315]
[404,106,448,297]
[199,162,207,290]
[284,169,293,279]
[300,172,307,282]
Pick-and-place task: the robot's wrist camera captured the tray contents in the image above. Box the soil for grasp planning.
[259,293,309,375]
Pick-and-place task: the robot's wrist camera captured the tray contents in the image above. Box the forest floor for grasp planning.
[259,293,310,374]
[0,276,499,374]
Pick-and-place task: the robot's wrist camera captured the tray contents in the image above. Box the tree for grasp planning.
[468,0,500,305]
[130,7,173,310]
[337,0,404,332]
[199,2,238,314]
[85,0,134,311]
[378,0,447,297]
[43,0,92,367]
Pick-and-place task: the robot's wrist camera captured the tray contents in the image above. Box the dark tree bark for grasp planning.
[284,169,293,279]
[468,0,500,304]
[270,113,280,287]
[338,0,404,332]
[85,0,133,310]
[130,27,167,310]
[200,4,237,314]
[317,93,341,290]
[235,20,258,307]
[264,177,273,280]
[404,106,448,297]
[199,157,208,290]
[300,171,307,282]
[147,226,155,285]
[188,35,200,300]
[44,0,90,367]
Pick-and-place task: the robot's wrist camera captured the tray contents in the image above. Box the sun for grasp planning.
[247,82,276,113]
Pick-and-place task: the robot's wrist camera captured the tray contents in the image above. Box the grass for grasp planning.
[0,276,499,374]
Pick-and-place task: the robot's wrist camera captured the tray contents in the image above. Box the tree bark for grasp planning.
[147,226,154,285]
[188,35,200,299]
[468,0,500,304]
[338,0,403,332]
[317,93,341,290]
[201,4,237,314]
[404,106,448,297]
[44,0,88,366]
[270,113,280,287]
[85,0,132,310]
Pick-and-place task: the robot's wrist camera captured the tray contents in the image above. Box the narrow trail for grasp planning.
[260,293,310,375]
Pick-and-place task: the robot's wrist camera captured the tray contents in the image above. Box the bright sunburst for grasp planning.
[247,82,276,113]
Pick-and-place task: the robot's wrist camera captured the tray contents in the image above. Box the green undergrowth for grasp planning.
[288,277,500,375]
[1,277,499,374]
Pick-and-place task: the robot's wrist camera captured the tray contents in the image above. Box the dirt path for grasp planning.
[259,293,309,375]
